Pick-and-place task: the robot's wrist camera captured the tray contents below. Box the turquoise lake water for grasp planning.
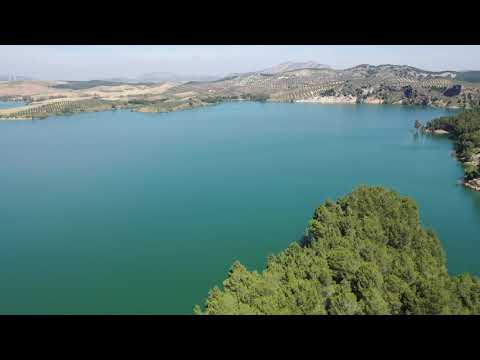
[0,101,479,314]
[0,101,25,109]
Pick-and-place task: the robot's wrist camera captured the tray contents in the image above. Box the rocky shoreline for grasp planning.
[296,95,357,104]
[295,95,384,105]
[465,178,480,191]
[423,128,450,135]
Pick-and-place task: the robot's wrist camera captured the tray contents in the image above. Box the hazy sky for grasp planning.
[1,45,480,80]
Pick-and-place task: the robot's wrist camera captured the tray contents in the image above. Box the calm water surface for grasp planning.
[0,101,479,314]
[0,101,25,109]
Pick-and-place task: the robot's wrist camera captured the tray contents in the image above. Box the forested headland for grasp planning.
[195,186,480,315]
[426,107,480,186]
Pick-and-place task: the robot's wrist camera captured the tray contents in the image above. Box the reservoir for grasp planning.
[0,101,25,109]
[0,101,479,314]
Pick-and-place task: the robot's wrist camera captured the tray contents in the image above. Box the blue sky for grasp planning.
[1,45,479,80]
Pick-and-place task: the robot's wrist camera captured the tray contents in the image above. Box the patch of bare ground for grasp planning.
[80,82,176,100]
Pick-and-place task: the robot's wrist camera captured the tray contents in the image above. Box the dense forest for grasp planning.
[427,107,480,180]
[195,186,480,315]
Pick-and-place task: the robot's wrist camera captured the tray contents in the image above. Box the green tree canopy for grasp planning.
[195,186,480,315]
[426,108,480,178]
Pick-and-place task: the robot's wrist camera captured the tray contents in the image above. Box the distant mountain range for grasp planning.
[3,62,480,85]
[219,63,480,83]
[4,61,480,120]
[224,61,331,78]
[102,63,331,84]
[259,61,331,74]
[103,72,221,84]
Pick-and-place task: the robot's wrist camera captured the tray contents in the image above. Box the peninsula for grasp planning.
[196,186,480,315]
[424,108,480,191]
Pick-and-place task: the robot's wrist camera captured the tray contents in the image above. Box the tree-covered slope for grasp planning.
[426,108,480,182]
[195,186,480,315]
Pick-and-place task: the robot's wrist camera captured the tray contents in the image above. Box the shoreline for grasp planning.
[422,127,480,192]
[3,98,479,191]
[465,178,480,191]
[423,128,450,135]
[295,95,384,105]
[1,97,466,122]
